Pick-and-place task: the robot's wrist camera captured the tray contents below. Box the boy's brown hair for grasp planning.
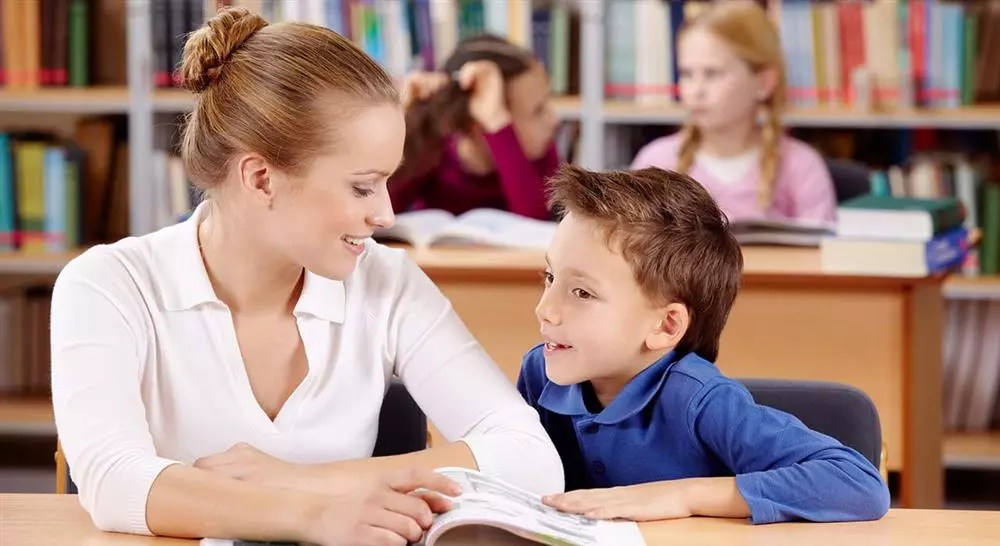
[546,164,743,362]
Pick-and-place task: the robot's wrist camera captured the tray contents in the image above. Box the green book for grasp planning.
[837,195,966,240]
[980,184,1000,275]
[68,0,88,87]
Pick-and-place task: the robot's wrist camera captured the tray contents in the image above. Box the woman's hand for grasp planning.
[302,468,462,546]
[194,442,325,493]
[400,70,452,110]
[457,60,512,133]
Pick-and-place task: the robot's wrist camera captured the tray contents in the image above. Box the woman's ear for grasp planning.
[645,302,690,352]
[236,153,274,208]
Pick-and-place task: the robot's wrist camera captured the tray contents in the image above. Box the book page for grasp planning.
[430,208,557,250]
[424,467,646,546]
[373,209,457,247]
[729,216,836,234]
[730,217,835,247]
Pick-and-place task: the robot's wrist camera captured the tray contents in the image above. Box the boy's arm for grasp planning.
[690,380,891,524]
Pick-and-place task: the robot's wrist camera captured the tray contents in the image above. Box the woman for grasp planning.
[49,7,563,546]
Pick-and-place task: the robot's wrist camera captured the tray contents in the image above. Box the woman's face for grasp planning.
[260,102,405,280]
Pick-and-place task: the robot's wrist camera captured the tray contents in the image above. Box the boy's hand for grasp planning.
[543,478,749,522]
[542,482,694,521]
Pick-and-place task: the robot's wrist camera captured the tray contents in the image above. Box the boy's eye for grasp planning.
[572,288,593,300]
[542,271,554,286]
[353,186,374,198]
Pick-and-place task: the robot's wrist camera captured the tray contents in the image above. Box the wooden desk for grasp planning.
[406,245,946,509]
[4,494,999,546]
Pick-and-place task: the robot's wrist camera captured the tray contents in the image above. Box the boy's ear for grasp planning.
[645,302,690,352]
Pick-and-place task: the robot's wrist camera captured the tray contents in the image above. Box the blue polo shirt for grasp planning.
[516,344,891,524]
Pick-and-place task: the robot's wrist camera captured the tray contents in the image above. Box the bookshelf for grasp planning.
[0,398,54,436]
[0,250,83,276]
[599,101,1000,130]
[0,87,134,114]
[150,89,587,120]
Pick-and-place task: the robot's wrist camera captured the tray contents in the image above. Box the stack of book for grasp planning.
[820,195,969,277]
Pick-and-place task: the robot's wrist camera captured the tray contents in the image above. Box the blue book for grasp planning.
[43,146,67,252]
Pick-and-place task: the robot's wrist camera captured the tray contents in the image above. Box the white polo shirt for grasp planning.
[50,202,564,534]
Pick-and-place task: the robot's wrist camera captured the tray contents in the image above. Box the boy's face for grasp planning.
[536,212,680,397]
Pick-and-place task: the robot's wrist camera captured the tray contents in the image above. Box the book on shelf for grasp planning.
[373,208,557,250]
[602,0,1000,111]
[154,0,580,98]
[200,467,645,546]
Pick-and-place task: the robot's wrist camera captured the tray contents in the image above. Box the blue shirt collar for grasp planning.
[537,351,680,425]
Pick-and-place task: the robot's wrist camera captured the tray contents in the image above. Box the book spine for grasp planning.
[925,226,969,273]
[932,200,967,235]
[67,0,88,87]
[0,133,13,250]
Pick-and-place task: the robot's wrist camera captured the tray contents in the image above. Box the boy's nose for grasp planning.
[535,295,560,326]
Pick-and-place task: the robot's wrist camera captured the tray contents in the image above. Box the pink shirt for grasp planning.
[631,133,837,224]
[389,124,558,221]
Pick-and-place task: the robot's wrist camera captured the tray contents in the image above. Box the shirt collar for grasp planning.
[155,201,345,323]
[538,350,680,425]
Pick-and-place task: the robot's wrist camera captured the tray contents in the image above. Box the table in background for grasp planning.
[407,245,946,509]
[4,494,999,546]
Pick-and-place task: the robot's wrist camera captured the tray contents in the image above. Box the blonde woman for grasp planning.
[632,0,837,224]
[49,7,562,546]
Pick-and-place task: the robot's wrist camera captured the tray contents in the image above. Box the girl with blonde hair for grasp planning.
[632,0,836,224]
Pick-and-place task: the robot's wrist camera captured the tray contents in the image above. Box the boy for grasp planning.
[516,165,890,524]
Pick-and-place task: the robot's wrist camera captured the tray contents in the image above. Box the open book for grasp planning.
[200,467,646,546]
[730,217,836,247]
[374,208,558,250]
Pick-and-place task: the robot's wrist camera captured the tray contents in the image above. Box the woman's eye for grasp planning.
[353,187,374,198]
[542,271,553,286]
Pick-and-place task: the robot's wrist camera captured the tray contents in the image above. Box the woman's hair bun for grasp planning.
[179,6,268,93]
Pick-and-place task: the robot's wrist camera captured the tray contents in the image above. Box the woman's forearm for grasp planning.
[314,441,478,489]
[146,464,321,542]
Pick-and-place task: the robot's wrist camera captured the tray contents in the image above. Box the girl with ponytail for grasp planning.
[391,34,560,221]
[631,0,836,224]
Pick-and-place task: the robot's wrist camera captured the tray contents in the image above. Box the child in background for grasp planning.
[517,164,890,524]
[631,0,836,224]
[391,34,560,221]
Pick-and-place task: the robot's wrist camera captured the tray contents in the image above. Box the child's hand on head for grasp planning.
[400,70,451,109]
[457,60,511,132]
[542,481,695,522]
